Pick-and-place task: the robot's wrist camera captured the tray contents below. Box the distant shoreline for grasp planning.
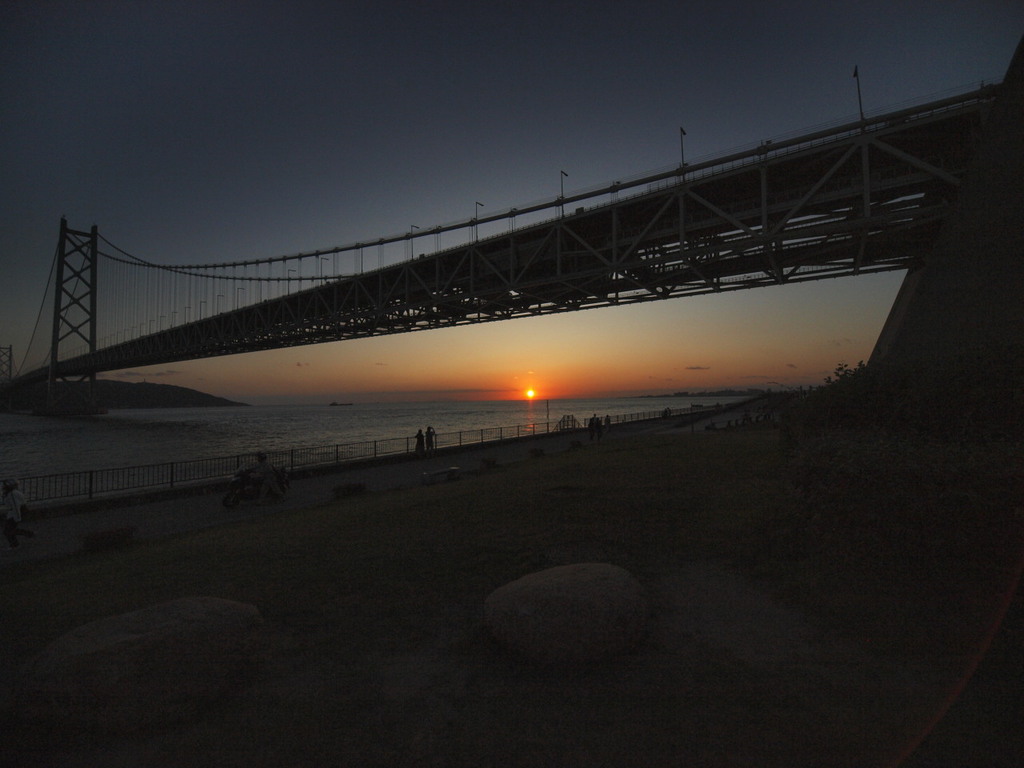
[639,388,769,399]
[3,380,247,412]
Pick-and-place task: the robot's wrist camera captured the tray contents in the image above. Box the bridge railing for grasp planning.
[19,404,730,506]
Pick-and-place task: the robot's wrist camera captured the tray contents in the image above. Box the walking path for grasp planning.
[2,411,743,567]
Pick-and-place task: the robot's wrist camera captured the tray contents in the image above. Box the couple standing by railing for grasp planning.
[414,426,437,458]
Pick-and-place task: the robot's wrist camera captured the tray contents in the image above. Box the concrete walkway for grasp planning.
[2,412,739,568]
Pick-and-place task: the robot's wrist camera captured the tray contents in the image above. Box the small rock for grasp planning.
[333,482,367,499]
[80,525,136,552]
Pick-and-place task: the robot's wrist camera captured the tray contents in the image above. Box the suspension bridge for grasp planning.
[0,83,1005,414]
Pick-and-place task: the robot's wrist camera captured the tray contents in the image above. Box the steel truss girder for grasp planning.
[21,88,993,381]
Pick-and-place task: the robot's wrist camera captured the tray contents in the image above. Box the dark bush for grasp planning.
[783,351,1024,445]
[780,352,1024,571]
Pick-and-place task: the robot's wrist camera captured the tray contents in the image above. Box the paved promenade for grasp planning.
[2,411,737,568]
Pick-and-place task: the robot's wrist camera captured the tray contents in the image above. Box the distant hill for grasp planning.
[5,380,247,411]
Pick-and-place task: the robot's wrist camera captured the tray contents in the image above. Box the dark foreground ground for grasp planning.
[1,423,1021,767]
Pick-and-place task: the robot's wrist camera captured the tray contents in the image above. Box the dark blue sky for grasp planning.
[2,1,1021,401]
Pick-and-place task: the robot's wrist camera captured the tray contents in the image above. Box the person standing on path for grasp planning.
[425,426,436,455]
[415,429,426,458]
[3,479,35,549]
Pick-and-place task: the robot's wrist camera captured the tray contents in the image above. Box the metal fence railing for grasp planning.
[20,405,725,504]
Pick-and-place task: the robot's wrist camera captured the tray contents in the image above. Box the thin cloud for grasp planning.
[686,366,711,371]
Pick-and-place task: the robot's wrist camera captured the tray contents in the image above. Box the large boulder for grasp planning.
[484,563,648,663]
[16,596,263,731]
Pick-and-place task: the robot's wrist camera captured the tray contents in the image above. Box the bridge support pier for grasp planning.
[37,219,106,416]
[872,35,1024,365]
[870,36,1023,432]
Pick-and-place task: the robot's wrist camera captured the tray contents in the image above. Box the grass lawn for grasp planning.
[2,425,1021,767]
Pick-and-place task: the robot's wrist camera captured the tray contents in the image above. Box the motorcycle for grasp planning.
[222,466,290,507]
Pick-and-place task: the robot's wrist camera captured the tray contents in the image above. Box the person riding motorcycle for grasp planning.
[246,452,283,502]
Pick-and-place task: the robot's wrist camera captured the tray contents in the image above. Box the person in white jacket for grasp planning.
[3,479,35,549]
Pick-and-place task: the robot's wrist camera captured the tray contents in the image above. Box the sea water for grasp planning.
[0,395,750,480]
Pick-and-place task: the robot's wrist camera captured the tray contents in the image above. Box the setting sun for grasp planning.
[525,389,536,399]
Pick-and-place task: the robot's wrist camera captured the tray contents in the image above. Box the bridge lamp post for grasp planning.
[408,225,419,259]
[474,202,483,241]
[236,286,245,309]
[185,305,191,323]
[853,66,864,122]
[200,300,206,320]
[320,256,330,278]
[216,293,224,314]
[560,171,567,217]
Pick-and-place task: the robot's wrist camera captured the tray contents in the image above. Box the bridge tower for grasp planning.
[0,345,10,411]
[41,218,105,415]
